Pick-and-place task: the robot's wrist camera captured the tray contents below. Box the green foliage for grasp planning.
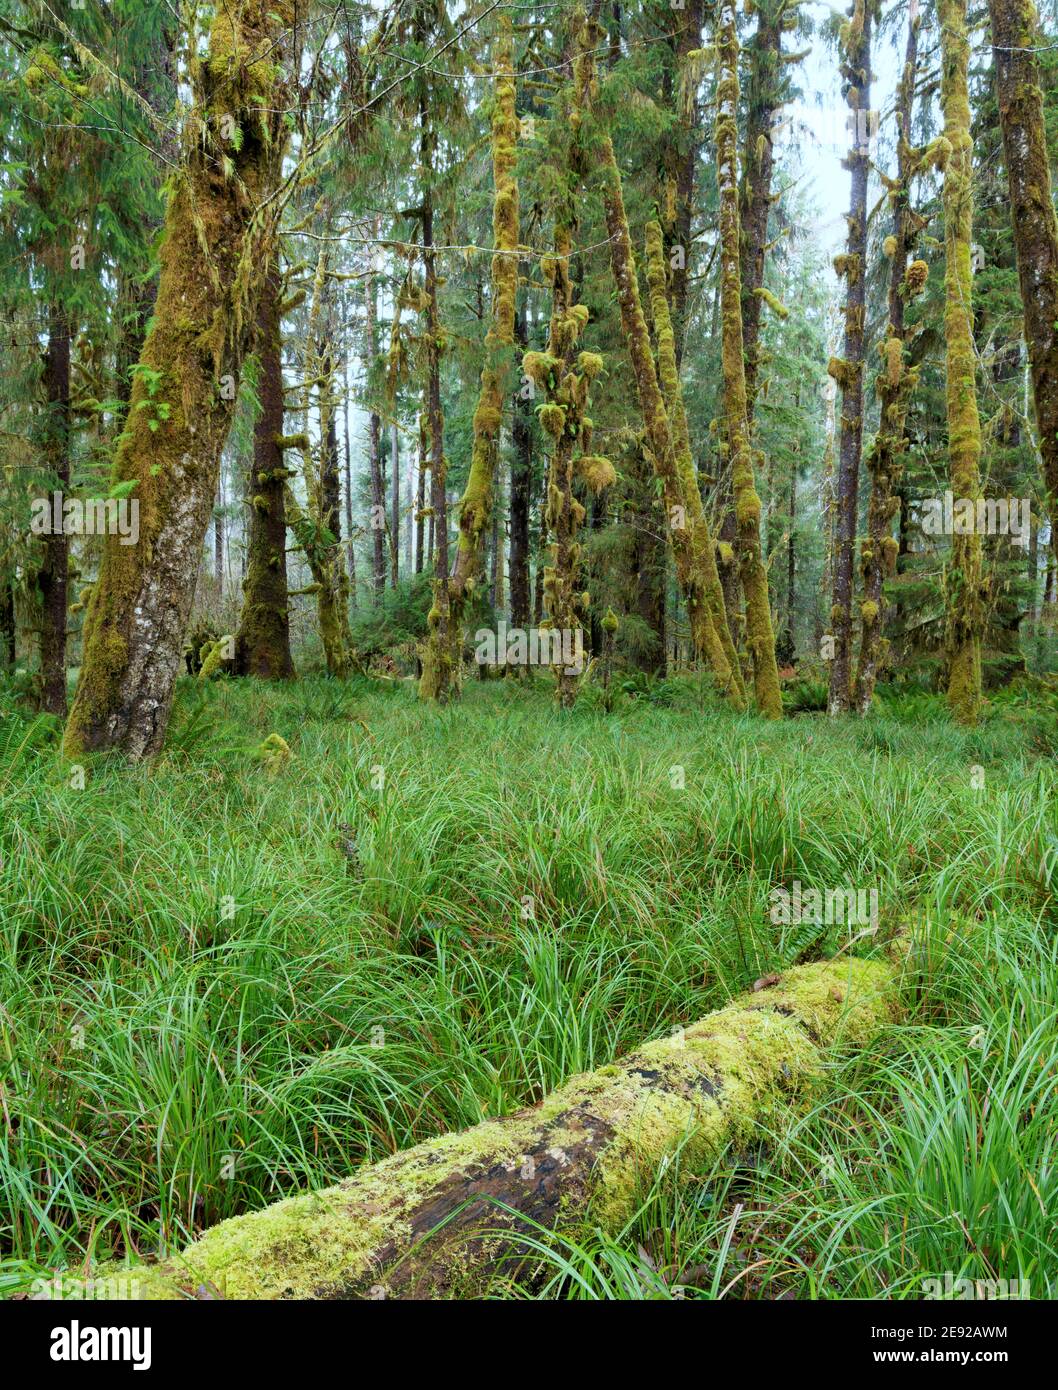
[2,677,1055,1289]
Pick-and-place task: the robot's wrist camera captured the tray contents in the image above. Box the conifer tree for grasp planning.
[939,0,985,724]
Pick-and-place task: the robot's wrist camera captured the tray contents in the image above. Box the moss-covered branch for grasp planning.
[66,956,901,1301]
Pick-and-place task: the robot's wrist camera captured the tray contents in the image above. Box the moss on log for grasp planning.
[65,956,900,1301]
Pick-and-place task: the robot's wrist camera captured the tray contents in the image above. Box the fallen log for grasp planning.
[67,955,902,1300]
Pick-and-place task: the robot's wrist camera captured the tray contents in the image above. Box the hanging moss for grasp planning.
[575,454,617,493]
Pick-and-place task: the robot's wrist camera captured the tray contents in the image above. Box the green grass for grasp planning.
[1,672,1055,1298]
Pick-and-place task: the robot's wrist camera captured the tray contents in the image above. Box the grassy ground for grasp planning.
[1,671,1056,1298]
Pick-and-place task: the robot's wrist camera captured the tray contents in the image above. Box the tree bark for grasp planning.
[365,273,386,598]
[939,0,985,724]
[827,0,872,716]
[509,303,533,630]
[739,3,783,413]
[390,423,400,589]
[420,19,519,700]
[63,0,294,758]
[235,258,294,679]
[38,305,70,716]
[854,6,921,713]
[715,4,782,717]
[988,0,1058,572]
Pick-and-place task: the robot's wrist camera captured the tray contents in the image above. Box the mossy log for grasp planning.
[74,957,900,1300]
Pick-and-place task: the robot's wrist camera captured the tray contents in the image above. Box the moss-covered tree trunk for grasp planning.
[988,0,1058,573]
[74,956,899,1301]
[364,269,386,598]
[38,305,71,716]
[63,0,294,758]
[663,0,705,363]
[390,424,400,589]
[645,222,745,702]
[581,25,741,704]
[826,0,872,717]
[854,6,920,714]
[420,186,452,696]
[739,3,783,413]
[420,20,519,701]
[715,3,782,718]
[509,302,533,630]
[939,0,985,724]
[234,258,294,679]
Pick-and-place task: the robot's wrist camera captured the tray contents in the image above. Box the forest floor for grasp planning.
[1,672,1056,1298]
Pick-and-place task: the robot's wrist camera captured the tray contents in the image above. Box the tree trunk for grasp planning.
[939,0,985,724]
[235,259,294,679]
[715,5,782,717]
[827,0,872,717]
[509,303,533,630]
[630,436,667,674]
[415,415,426,575]
[988,0,1058,573]
[214,481,224,593]
[854,6,921,713]
[343,352,357,611]
[38,305,71,716]
[96,957,899,1301]
[585,21,742,703]
[664,0,705,363]
[63,0,294,758]
[390,423,400,589]
[0,579,15,667]
[420,19,518,700]
[365,274,386,598]
[739,5,783,413]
